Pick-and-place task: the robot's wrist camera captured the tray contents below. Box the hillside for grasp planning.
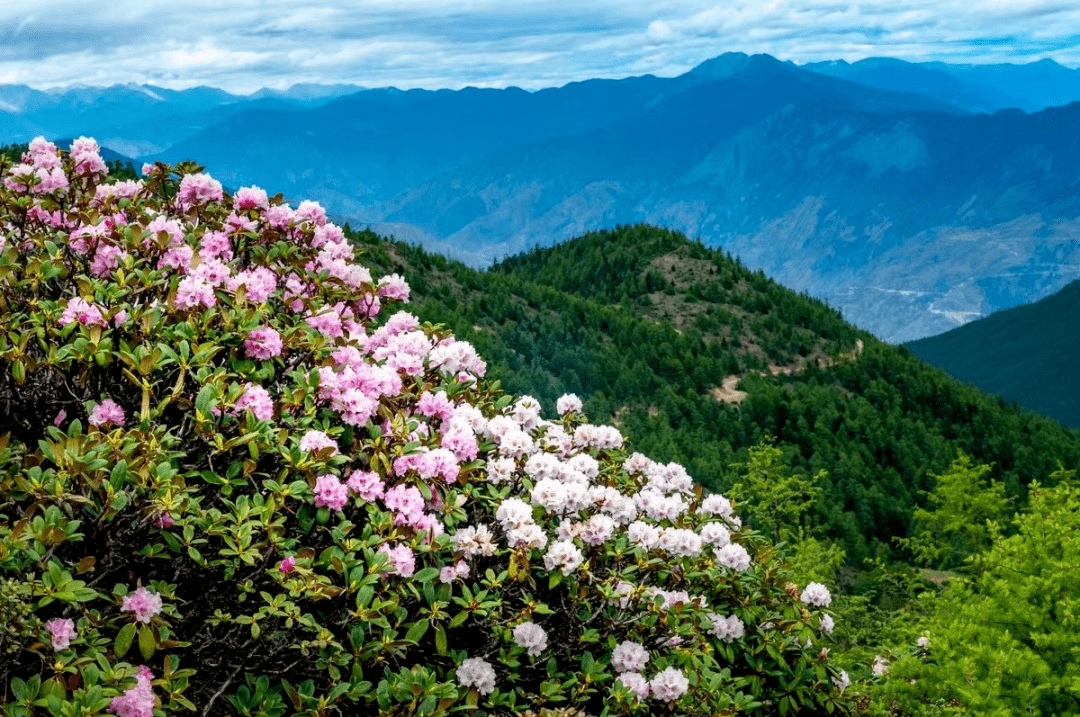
[905,278,1080,428]
[350,223,1080,564]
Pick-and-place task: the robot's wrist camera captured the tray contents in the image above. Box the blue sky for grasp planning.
[4,1,1080,94]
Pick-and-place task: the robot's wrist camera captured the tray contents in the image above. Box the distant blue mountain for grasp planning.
[799,56,1080,114]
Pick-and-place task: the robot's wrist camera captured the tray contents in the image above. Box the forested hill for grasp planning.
[904,278,1080,429]
[350,223,1080,564]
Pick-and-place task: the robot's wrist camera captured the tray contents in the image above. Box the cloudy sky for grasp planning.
[4,1,1080,94]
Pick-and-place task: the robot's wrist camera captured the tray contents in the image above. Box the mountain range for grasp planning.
[3,53,1080,341]
[904,277,1080,428]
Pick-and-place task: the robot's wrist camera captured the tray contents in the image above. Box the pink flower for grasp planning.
[649,667,689,702]
[377,543,416,578]
[108,665,155,717]
[59,297,106,327]
[141,163,154,177]
[45,618,77,650]
[279,556,296,574]
[175,276,217,310]
[153,512,173,529]
[234,186,269,210]
[113,310,128,327]
[90,243,127,278]
[234,383,274,421]
[245,327,283,360]
[177,172,223,207]
[229,267,278,303]
[299,430,337,455]
[313,474,349,511]
[89,399,125,428]
[346,470,385,501]
[54,410,66,426]
[121,587,163,624]
[377,274,410,302]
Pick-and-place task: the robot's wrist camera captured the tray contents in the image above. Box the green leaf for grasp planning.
[138,624,156,661]
[195,384,216,417]
[412,567,439,583]
[114,622,136,658]
[435,626,448,656]
[405,620,429,644]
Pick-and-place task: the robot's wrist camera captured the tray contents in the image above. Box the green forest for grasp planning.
[347,222,1080,715]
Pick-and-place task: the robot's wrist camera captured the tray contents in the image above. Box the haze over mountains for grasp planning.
[3,52,1080,342]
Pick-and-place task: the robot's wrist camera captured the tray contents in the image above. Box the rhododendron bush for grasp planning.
[0,138,853,716]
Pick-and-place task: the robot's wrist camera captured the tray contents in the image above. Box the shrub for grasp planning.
[0,137,854,716]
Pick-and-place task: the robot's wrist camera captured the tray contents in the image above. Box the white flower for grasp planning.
[456,657,496,695]
[819,614,835,634]
[627,520,661,549]
[512,622,548,657]
[872,656,889,677]
[699,522,731,548]
[714,543,752,572]
[800,582,832,608]
[706,613,745,643]
[832,669,850,691]
[649,667,689,702]
[506,522,548,550]
[543,539,584,575]
[617,672,650,700]
[531,478,570,513]
[495,497,534,530]
[556,393,583,415]
[612,640,649,673]
[917,634,930,648]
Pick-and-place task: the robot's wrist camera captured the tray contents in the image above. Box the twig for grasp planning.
[201,638,254,717]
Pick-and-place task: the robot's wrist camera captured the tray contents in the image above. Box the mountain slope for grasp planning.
[801,56,1080,114]
[350,223,1080,563]
[904,278,1080,428]
[371,75,1080,341]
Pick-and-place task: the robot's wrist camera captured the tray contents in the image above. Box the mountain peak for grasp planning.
[685,52,789,82]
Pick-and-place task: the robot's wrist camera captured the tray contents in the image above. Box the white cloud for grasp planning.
[0,0,1077,93]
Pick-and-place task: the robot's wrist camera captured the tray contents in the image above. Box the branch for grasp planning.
[201,638,255,717]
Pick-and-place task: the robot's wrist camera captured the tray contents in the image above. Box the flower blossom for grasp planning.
[121,587,163,624]
[107,665,155,717]
[512,622,548,657]
[245,327,283,359]
[377,543,416,577]
[313,474,349,511]
[177,172,223,206]
[617,673,650,700]
[235,383,273,421]
[800,582,832,608]
[649,667,689,702]
[556,393,583,415]
[299,430,337,455]
[706,613,745,642]
[714,543,752,572]
[89,399,125,428]
[279,556,296,574]
[612,641,649,673]
[45,618,77,650]
[59,297,106,327]
[456,657,496,695]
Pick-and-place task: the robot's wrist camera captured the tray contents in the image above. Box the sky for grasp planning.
[3,1,1080,94]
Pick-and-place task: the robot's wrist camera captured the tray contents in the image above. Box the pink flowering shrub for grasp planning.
[0,138,851,716]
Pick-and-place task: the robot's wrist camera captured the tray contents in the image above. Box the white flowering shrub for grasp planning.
[0,138,853,716]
